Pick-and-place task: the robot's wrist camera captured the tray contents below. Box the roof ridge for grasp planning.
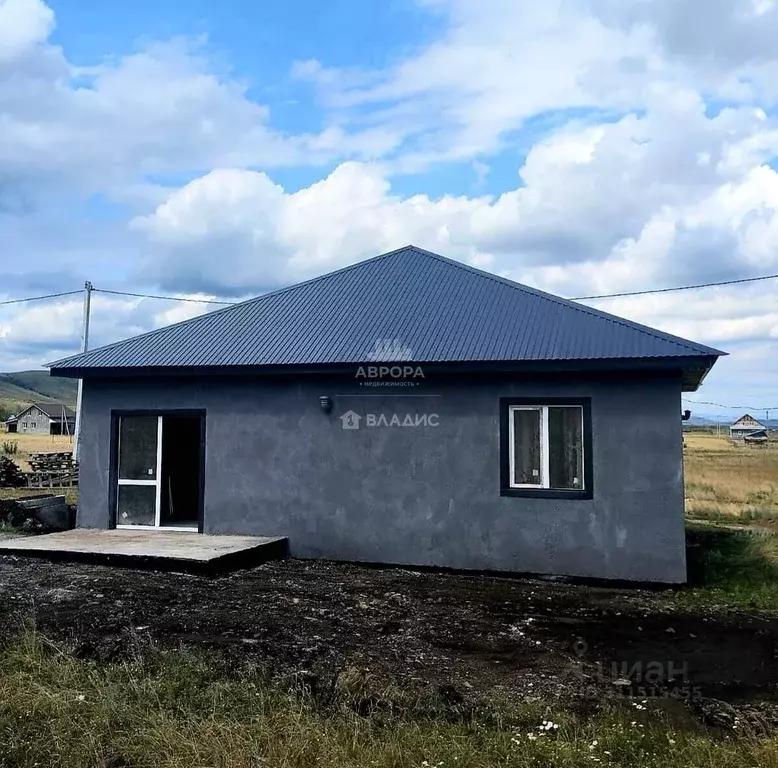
[48,246,416,368]
[406,246,724,356]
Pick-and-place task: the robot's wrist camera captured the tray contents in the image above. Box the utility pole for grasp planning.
[73,281,93,462]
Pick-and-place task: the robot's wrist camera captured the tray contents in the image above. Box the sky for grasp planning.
[0,0,777,419]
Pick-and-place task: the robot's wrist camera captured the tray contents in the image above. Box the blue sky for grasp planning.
[1,0,778,416]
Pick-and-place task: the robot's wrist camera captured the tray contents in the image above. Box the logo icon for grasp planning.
[367,338,414,361]
[340,411,361,430]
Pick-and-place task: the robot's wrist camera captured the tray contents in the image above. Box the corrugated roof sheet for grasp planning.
[49,245,725,372]
[7,403,75,421]
[34,403,76,419]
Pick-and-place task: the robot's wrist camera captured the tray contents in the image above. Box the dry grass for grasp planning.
[684,433,778,523]
[0,432,73,472]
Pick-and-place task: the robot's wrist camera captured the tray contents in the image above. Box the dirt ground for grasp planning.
[0,555,776,731]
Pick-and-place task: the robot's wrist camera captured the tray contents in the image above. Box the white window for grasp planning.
[508,405,585,491]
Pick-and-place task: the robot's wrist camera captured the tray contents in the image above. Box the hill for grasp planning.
[0,370,78,418]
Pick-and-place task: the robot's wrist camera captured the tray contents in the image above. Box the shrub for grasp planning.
[0,455,26,487]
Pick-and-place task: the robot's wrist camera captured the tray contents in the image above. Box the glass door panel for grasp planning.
[116,415,161,528]
[116,485,157,526]
[118,416,159,480]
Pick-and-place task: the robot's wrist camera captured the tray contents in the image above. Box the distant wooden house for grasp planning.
[4,403,75,435]
[730,413,767,443]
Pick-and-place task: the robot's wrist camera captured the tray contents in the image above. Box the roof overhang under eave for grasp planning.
[49,354,723,392]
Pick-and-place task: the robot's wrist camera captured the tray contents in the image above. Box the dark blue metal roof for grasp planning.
[49,246,724,386]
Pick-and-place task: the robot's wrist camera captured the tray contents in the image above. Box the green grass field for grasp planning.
[0,632,775,768]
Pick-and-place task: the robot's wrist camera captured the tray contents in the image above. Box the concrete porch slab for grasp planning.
[0,529,288,575]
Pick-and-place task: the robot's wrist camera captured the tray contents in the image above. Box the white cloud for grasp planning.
[0,0,53,63]
[135,93,778,305]
[0,291,222,370]
[133,162,490,293]
[298,0,652,165]
[0,36,294,207]
[0,1,402,214]
[298,0,778,167]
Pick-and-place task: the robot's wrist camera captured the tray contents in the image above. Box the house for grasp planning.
[4,403,76,435]
[730,414,767,442]
[48,246,725,583]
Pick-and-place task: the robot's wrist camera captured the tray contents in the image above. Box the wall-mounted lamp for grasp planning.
[319,395,333,414]
[682,410,691,421]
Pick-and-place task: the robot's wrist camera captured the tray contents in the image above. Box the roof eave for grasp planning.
[50,354,722,384]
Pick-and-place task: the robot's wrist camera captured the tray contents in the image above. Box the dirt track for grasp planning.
[0,556,776,729]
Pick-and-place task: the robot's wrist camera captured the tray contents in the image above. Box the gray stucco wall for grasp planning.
[77,373,686,582]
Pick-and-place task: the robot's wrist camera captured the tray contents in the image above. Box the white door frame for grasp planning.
[116,415,197,532]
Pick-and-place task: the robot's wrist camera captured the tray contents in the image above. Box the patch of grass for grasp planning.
[677,526,778,610]
[689,507,778,526]
[0,631,775,768]
[0,523,23,536]
[1,440,18,455]
[747,490,774,505]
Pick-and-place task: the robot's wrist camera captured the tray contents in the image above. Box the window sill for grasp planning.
[500,488,593,500]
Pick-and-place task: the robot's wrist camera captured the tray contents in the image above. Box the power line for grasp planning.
[102,271,778,304]
[0,289,82,307]
[571,272,778,301]
[3,268,778,309]
[683,398,778,411]
[0,287,234,308]
[92,288,235,305]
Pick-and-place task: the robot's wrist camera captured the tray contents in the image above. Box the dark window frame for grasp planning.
[499,397,593,500]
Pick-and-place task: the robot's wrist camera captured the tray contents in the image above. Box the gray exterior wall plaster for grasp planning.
[77,373,686,582]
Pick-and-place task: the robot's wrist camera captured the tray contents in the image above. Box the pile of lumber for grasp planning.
[0,456,26,488]
[26,452,79,488]
[28,452,77,474]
